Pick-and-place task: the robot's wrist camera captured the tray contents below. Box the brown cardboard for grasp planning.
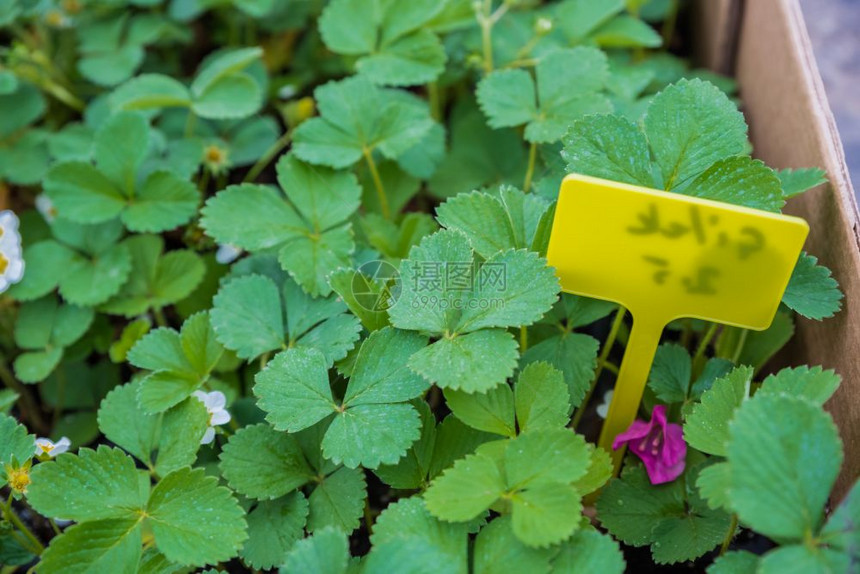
[696,0,860,502]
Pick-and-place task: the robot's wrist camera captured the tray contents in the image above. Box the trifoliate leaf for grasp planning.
[551,528,626,574]
[146,467,247,566]
[782,252,843,320]
[97,381,208,475]
[477,48,611,143]
[292,77,435,169]
[219,423,314,500]
[38,518,143,574]
[319,0,446,86]
[28,446,146,521]
[684,156,784,212]
[776,167,827,198]
[757,365,840,405]
[255,347,337,433]
[282,527,349,574]
[424,451,506,522]
[307,465,367,533]
[647,344,692,403]
[728,394,842,540]
[514,362,571,432]
[435,187,552,259]
[473,516,553,574]
[643,79,749,190]
[45,112,199,232]
[408,329,519,393]
[129,312,223,412]
[241,493,309,570]
[100,235,205,317]
[444,384,516,438]
[562,113,656,188]
[520,332,599,409]
[202,155,362,296]
[684,366,752,456]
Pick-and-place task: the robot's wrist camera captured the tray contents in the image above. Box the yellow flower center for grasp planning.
[8,468,30,493]
[45,10,65,26]
[204,145,227,166]
[0,252,8,274]
[39,443,55,454]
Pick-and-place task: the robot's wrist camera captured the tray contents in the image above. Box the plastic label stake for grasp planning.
[547,174,809,473]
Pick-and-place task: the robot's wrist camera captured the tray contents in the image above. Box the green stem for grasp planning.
[428,82,441,121]
[730,329,749,364]
[661,0,680,47]
[478,0,494,74]
[523,141,537,193]
[720,514,738,555]
[52,365,66,428]
[197,168,210,194]
[519,326,528,352]
[152,307,168,328]
[363,499,374,535]
[571,308,626,429]
[243,130,293,183]
[184,111,197,138]
[4,495,44,555]
[0,360,47,434]
[692,322,719,368]
[601,360,620,376]
[363,148,390,220]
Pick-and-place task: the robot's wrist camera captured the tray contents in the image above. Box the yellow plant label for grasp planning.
[547,174,809,471]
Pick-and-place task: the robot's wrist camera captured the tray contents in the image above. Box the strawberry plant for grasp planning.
[0,0,855,572]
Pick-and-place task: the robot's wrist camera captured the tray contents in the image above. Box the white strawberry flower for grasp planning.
[34,437,71,458]
[0,210,24,294]
[596,390,614,420]
[215,243,243,265]
[193,390,231,444]
[35,194,58,222]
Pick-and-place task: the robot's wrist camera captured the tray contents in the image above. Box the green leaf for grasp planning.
[282,527,349,574]
[8,241,73,301]
[408,330,520,393]
[821,479,860,555]
[696,461,732,511]
[38,518,142,574]
[219,423,314,500]
[728,394,842,540]
[373,401,438,489]
[323,403,422,468]
[256,348,337,432]
[511,482,582,547]
[473,517,553,574]
[62,241,133,306]
[562,113,656,188]
[520,333,599,409]
[146,466,248,566]
[643,78,748,190]
[757,545,846,574]
[307,466,367,533]
[293,77,435,169]
[211,275,284,360]
[370,497,469,573]
[557,0,624,42]
[241,493,309,570]
[573,445,613,496]
[505,429,591,488]
[424,451,505,522]
[328,267,392,332]
[684,366,752,456]
[190,47,263,97]
[121,171,199,233]
[319,0,445,86]
[97,381,208,475]
[757,365,840,405]
[731,310,794,373]
[100,235,205,317]
[684,156,784,212]
[276,154,362,231]
[28,446,146,521]
[436,188,552,259]
[444,385,516,437]
[708,551,759,574]
[477,48,611,143]
[782,252,843,320]
[110,74,193,111]
[13,348,64,383]
[44,162,126,224]
[514,362,570,432]
[777,167,827,198]
[647,344,692,403]
[649,501,731,564]
[551,528,625,574]
[192,73,262,120]
[344,327,429,406]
